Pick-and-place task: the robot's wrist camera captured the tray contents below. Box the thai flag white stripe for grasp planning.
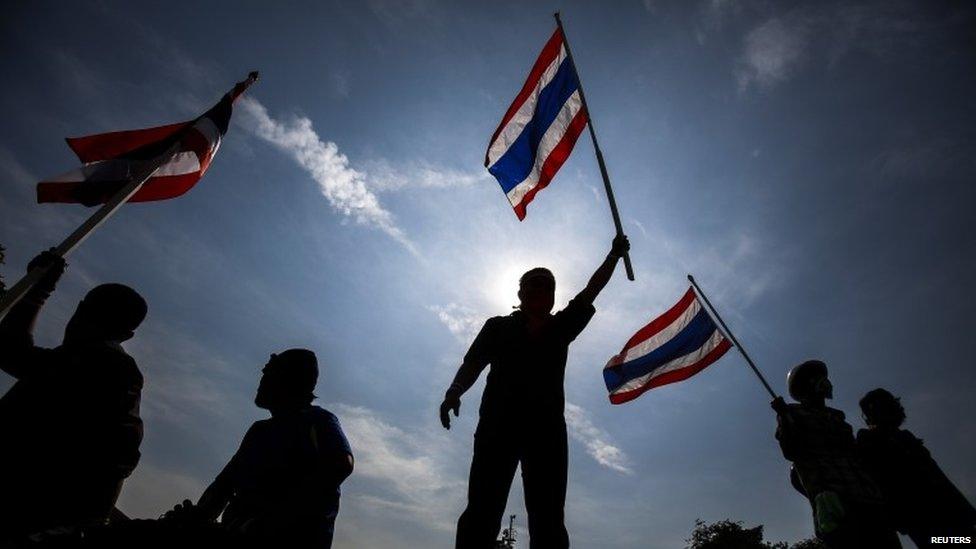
[504,89,583,207]
[619,298,701,365]
[44,118,221,183]
[611,330,727,396]
[46,151,202,183]
[486,45,568,167]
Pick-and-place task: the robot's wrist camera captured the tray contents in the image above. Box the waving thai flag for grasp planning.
[604,288,733,404]
[36,73,256,206]
[486,27,588,220]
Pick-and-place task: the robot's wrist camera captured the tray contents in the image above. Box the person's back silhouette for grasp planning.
[771,360,900,548]
[440,235,629,549]
[856,388,976,547]
[177,349,353,548]
[0,251,147,541]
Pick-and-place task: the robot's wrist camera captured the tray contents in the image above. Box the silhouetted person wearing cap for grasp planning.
[856,388,976,547]
[771,360,900,548]
[176,349,353,548]
[0,251,146,540]
[440,235,629,549]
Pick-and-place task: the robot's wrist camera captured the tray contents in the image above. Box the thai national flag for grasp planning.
[604,288,733,404]
[36,74,255,206]
[485,27,588,220]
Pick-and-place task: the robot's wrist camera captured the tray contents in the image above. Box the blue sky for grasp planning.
[1,1,974,547]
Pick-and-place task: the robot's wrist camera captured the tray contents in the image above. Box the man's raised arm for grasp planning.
[0,250,65,379]
[574,235,630,307]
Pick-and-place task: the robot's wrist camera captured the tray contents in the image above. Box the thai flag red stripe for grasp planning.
[608,339,733,404]
[66,122,189,163]
[619,288,697,354]
[512,106,588,220]
[484,28,565,165]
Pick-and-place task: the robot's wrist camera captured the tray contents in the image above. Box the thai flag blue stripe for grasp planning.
[603,307,720,392]
[488,58,581,194]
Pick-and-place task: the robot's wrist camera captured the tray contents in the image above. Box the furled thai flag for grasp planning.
[604,287,733,404]
[485,28,588,220]
[36,73,257,206]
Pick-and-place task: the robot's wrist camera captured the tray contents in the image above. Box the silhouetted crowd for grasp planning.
[0,243,973,548]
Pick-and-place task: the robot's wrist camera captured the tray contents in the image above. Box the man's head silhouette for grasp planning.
[860,388,906,429]
[63,283,147,345]
[255,348,318,411]
[518,267,555,315]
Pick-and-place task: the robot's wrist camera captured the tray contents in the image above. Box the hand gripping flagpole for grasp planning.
[687,274,779,399]
[554,13,635,281]
[0,71,259,320]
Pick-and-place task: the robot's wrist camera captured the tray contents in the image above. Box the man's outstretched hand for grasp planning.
[440,394,460,430]
[26,248,66,295]
[610,234,630,259]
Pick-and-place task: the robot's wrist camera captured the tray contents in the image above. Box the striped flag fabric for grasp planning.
[36,74,255,206]
[485,27,589,220]
[604,287,733,404]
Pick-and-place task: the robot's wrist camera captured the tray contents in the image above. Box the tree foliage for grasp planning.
[685,519,826,549]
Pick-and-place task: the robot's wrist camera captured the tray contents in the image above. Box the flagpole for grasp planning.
[687,274,779,399]
[554,12,635,281]
[0,72,259,320]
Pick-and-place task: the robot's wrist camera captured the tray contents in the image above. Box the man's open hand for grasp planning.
[440,394,460,430]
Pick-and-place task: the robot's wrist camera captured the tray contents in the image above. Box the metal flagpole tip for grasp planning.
[687,274,694,282]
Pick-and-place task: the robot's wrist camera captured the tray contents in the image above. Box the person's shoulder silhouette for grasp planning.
[184,349,352,549]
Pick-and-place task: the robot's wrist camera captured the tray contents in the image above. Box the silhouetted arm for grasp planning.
[0,251,65,379]
[440,320,495,429]
[196,427,254,522]
[573,235,629,307]
[196,467,235,522]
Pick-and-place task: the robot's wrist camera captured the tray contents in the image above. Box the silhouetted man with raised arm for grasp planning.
[440,235,629,549]
[0,251,147,540]
[178,349,353,548]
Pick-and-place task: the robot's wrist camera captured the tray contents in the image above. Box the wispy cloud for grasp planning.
[238,97,417,254]
[736,16,809,92]
[364,159,489,192]
[333,403,464,532]
[428,303,484,343]
[565,402,633,474]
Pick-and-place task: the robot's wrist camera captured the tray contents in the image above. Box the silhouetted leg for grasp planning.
[521,422,569,549]
[456,425,520,549]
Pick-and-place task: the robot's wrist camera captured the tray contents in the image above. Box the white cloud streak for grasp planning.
[364,159,490,192]
[736,17,809,92]
[238,97,417,254]
[428,303,484,343]
[565,402,633,475]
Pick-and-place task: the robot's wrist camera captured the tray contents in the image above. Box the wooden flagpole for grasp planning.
[554,12,635,281]
[0,72,259,320]
[687,274,779,399]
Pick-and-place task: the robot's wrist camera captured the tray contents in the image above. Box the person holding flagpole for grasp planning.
[771,360,901,548]
[440,234,629,549]
[0,251,147,541]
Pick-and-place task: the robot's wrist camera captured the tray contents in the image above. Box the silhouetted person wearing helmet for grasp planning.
[440,235,629,549]
[0,251,146,541]
[771,360,900,548]
[175,349,353,548]
[856,388,976,547]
